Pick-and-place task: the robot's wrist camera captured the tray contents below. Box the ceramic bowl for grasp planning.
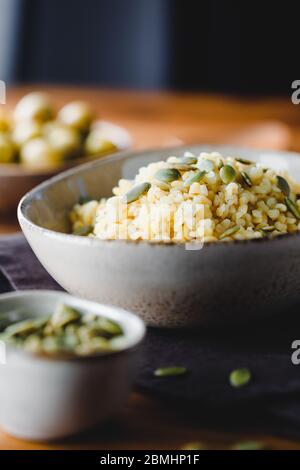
[0,120,132,214]
[18,144,300,328]
[0,290,145,441]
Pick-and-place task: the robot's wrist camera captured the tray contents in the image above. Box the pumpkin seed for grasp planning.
[4,317,48,338]
[219,165,236,184]
[198,159,214,172]
[23,335,42,353]
[229,368,251,387]
[285,196,300,219]
[231,441,264,451]
[154,168,180,183]
[153,179,171,192]
[177,156,198,165]
[96,317,123,336]
[277,175,290,197]
[123,182,151,204]
[235,157,253,165]
[240,171,253,188]
[154,366,187,377]
[74,225,94,236]
[219,225,240,240]
[51,304,80,329]
[0,303,125,357]
[183,170,207,187]
[260,225,275,234]
[168,163,193,172]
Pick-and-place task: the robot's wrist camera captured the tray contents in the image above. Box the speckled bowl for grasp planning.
[18,145,300,327]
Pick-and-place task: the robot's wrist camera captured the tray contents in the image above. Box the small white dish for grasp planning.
[0,290,145,441]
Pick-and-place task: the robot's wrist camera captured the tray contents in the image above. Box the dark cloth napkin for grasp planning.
[1,233,300,440]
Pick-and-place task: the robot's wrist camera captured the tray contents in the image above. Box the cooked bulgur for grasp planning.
[70,151,300,243]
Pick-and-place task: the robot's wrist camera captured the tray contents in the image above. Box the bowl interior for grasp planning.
[0,290,145,354]
[19,144,300,234]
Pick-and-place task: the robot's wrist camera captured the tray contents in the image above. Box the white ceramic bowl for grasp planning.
[0,290,145,441]
[18,145,300,328]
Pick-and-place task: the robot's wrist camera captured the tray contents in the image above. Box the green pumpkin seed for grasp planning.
[260,225,275,234]
[198,159,214,172]
[285,196,300,219]
[154,366,187,377]
[219,165,236,184]
[277,175,290,197]
[231,441,264,451]
[229,368,251,387]
[73,225,94,236]
[4,317,48,338]
[219,225,240,240]
[96,317,123,336]
[177,156,198,165]
[235,157,253,165]
[123,182,151,204]
[51,304,80,329]
[168,163,193,172]
[154,168,180,183]
[240,171,253,188]
[0,303,125,357]
[183,170,207,187]
[23,335,42,353]
[153,179,171,191]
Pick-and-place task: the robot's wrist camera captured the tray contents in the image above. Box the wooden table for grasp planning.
[1,86,300,450]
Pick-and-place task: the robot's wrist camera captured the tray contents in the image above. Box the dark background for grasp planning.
[2,0,299,94]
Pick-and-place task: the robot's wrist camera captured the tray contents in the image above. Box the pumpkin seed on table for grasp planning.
[285,196,300,219]
[229,368,251,387]
[183,170,207,188]
[154,168,181,183]
[240,171,253,188]
[219,225,240,240]
[123,182,151,204]
[277,175,290,196]
[154,366,188,377]
[219,165,236,184]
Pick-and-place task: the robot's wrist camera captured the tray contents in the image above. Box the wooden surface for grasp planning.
[1,86,300,449]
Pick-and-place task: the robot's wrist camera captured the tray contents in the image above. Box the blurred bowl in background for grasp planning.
[0,121,132,214]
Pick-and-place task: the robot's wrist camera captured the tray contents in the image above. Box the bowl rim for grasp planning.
[0,120,132,177]
[0,289,146,362]
[18,143,300,249]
